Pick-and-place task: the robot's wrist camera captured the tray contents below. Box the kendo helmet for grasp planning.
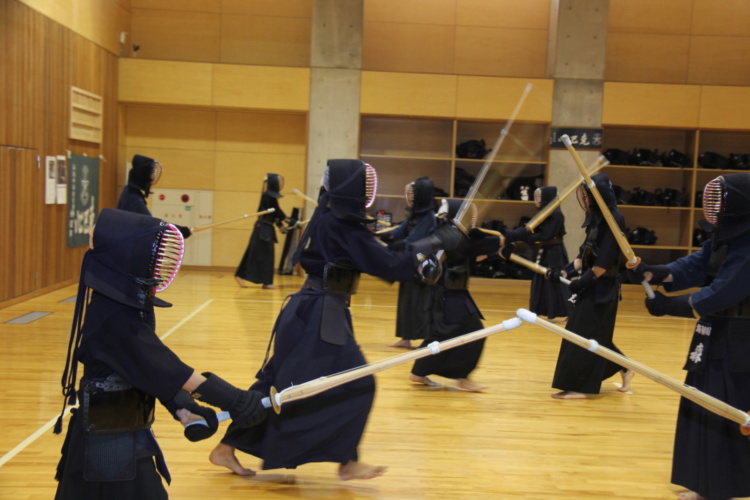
[323,159,377,222]
[128,154,162,196]
[702,173,750,244]
[576,173,616,213]
[405,176,435,214]
[83,208,185,311]
[264,173,284,199]
[534,186,557,209]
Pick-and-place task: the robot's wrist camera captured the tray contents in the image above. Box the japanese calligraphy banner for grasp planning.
[66,154,100,248]
[549,127,602,150]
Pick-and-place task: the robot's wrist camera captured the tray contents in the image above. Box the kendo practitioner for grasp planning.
[629,173,750,500]
[409,199,499,392]
[54,208,267,500]
[117,154,192,239]
[235,173,291,289]
[209,159,463,480]
[544,173,634,399]
[499,186,572,320]
[380,176,438,349]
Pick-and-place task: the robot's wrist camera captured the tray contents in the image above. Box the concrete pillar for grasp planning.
[547,0,609,258]
[305,0,363,201]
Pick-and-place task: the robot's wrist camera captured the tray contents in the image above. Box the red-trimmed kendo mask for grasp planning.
[84,208,185,310]
[56,209,185,432]
[323,159,378,223]
[702,173,750,246]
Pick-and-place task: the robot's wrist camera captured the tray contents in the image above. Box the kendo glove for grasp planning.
[416,254,442,285]
[409,222,466,255]
[191,373,267,428]
[645,291,695,318]
[499,241,515,260]
[545,266,563,282]
[627,262,671,285]
[162,390,219,442]
[568,269,596,294]
[500,226,530,244]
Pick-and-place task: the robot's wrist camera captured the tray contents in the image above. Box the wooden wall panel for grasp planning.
[456,0,549,29]
[454,26,547,78]
[607,0,750,86]
[602,82,701,128]
[130,0,219,13]
[19,0,129,55]
[691,0,750,36]
[605,34,690,84]
[0,149,13,299]
[130,9,221,62]
[215,111,307,155]
[130,2,311,67]
[362,22,456,74]
[220,14,311,67]
[608,0,692,35]
[220,0,312,17]
[211,65,309,111]
[214,152,306,194]
[118,59,213,106]
[360,71,457,117]
[699,86,750,131]
[456,77,553,122]
[688,37,750,86]
[1,0,119,304]
[123,106,216,150]
[364,0,457,25]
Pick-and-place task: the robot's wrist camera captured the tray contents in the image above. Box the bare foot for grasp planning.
[677,491,706,500]
[338,460,386,480]
[389,339,412,349]
[235,276,248,288]
[618,369,635,392]
[262,284,278,290]
[551,391,588,400]
[409,373,441,387]
[209,443,256,476]
[456,378,487,392]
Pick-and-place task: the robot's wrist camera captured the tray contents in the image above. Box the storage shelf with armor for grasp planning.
[360,116,546,234]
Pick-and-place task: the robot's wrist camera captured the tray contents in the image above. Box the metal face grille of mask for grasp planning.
[577,184,593,213]
[364,163,377,208]
[703,177,724,226]
[151,223,185,293]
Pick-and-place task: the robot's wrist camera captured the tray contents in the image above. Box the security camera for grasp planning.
[132,44,140,52]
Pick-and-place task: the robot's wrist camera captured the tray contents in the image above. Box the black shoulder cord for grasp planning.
[53,255,91,434]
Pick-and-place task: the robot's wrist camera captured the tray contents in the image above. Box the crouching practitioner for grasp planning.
[209,159,464,480]
[629,173,750,500]
[54,208,267,500]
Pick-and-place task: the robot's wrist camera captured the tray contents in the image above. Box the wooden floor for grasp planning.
[0,271,705,499]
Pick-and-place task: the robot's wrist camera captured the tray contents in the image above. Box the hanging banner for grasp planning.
[56,155,68,204]
[67,154,100,248]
